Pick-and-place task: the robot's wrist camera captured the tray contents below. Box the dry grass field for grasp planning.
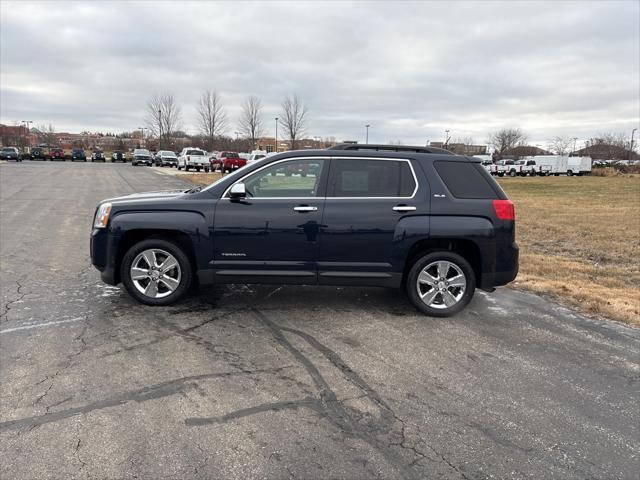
[184,172,639,325]
[498,175,639,325]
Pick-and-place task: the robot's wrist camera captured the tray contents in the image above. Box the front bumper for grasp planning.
[90,227,120,285]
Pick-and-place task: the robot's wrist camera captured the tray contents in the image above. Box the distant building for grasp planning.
[502,145,551,158]
[573,143,638,161]
[429,142,487,155]
[256,137,337,152]
[0,124,32,147]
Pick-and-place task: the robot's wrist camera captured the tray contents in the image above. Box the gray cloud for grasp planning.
[1,0,638,147]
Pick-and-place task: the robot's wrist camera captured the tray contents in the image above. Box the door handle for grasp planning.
[392,205,416,212]
[293,206,318,212]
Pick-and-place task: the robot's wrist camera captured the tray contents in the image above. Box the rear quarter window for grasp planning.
[434,161,499,199]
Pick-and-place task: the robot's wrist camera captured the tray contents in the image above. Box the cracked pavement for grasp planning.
[1,162,639,479]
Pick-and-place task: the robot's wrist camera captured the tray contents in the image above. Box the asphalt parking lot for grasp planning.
[1,161,638,479]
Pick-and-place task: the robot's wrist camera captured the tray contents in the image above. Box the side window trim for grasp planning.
[326,157,419,199]
[221,157,329,199]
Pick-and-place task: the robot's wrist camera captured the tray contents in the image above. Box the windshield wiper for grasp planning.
[185,186,203,194]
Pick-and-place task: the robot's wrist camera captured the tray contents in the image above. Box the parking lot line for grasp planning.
[0,317,85,334]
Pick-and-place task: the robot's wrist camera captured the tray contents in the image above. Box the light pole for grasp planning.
[138,127,148,147]
[444,129,450,145]
[275,117,279,153]
[572,137,578,156]
[158,109,162,150]
[631,128,637,160]
[365,124,370,144]
[235,131,240,141]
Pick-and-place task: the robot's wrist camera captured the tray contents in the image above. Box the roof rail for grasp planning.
[328,143,453,155]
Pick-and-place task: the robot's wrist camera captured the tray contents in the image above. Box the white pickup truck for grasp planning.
[514,159,552,176]
[177,147,210,172]
[495,160,520,177]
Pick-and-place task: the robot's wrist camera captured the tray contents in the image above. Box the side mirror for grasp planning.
[229,183,246,199]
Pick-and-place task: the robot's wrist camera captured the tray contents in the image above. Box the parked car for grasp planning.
[247,150,268,164]
[131,149,153,166]
[90,143,518,317]
[155,150,178,167]
[0,147,21,162]
[30,147,49,160]
[50,148,65,161]
[91,151,106,162]
[111,150,127,162]
[71,148,87,162]
[211,151,245,173]
[177,148,210,172]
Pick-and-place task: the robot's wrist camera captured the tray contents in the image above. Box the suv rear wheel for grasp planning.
[406,251,476,317]
[121,239,193,306]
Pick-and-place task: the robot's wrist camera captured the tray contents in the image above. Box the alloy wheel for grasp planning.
[416,261,467,309]
[130,248,181,299]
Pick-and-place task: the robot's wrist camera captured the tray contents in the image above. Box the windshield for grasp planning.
[187,150,204,155]
[222,152,239,158]
[134,149,150,155]
[160,151,176,157]
[2,148,13,152]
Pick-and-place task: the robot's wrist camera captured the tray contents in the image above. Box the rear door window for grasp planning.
[434,161,499,199]
[328,159,416,198]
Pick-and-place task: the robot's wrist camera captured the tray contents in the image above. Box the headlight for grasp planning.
[94,203,112,228]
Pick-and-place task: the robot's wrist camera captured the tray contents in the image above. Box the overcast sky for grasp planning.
[1,0,639,147]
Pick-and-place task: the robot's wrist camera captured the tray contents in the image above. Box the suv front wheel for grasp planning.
[406,251,476,317]
[121,239,193,306]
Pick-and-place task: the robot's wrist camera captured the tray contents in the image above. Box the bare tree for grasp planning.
[488,128,527,156]
[197,90,227,150]
[238,96,264,149]
[145,93,183,147]
[37,124,57,146]
[280,95,308,150]
[547,136,573,156]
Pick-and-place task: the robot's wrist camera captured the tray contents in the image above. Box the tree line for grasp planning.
[144,91,309,151]
[486,128,636,160]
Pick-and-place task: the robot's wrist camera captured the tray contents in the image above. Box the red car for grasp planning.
[211,151,246,173]
[50,148,65,161]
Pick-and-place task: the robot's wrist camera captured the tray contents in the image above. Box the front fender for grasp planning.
[110,210,210,268]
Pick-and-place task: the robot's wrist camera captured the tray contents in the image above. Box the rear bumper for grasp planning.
[488,242,519,287]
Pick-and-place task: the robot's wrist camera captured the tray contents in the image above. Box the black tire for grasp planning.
[405,251,476,317]
[567,170,573,176]
[121,238,193,306]
[509,170,517,177]
[196,167,201,172]
[204,167,210,173]
[185,165,190,172]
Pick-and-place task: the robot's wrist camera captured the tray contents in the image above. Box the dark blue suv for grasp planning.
[90,144,518,316]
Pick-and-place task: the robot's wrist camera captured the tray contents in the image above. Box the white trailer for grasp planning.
[567,157,592,176]
[530,156,569,175]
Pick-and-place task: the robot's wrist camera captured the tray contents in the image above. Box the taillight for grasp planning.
[493,199,515,220]
[188,155,191,161]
